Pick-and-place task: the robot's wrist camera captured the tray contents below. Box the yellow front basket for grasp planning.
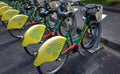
[0,2,8,8]
[1,9,19,21]
[34,36,67,66]
[7,14,28,30]
[22,24,46,47]
[0,6,12,15]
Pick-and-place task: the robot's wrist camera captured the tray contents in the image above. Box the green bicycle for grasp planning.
[22,0,78,56]
[33,2,107,74]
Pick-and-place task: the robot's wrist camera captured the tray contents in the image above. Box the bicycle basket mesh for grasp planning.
[81,4,103,22]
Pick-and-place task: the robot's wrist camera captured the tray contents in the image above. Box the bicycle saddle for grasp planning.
[57,11,73,18]
[39,11,49,17]
[24,6,34,10]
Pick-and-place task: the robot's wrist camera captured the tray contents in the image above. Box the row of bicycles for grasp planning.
[0,0,107,74]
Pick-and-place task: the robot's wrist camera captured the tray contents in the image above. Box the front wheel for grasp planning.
[37,44,69,74]
[81,23,99,50]
[8,28,26,39]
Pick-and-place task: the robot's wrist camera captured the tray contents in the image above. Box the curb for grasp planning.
[104,6,120,12]
[101,38,120,52]
[77,28,120,52]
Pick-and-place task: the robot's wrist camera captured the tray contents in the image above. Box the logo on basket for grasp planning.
[12,17,24,26]
[46,41,63,57]
[30,28,42,40]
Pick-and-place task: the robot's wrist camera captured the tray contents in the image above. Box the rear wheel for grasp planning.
[81,23,99,50]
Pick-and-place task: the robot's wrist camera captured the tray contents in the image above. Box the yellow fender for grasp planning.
[0,6,12,15]
[0,2,8,8]
[34,36,67,66]
[1,9,19,21]
[22,25,46,47]
[7,14,28,30]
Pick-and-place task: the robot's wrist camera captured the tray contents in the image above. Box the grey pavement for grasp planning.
[101,10,120,50]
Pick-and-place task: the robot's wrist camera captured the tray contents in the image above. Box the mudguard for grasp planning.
[1,9,19,21]
[0,6,12,15]
[34,36,66,66]
[0,2,8,8]
[22,25,46,47]
[7,14,28,30]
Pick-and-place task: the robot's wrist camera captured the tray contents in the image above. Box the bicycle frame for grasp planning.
[62,13,107,55]
[64,17,89,44]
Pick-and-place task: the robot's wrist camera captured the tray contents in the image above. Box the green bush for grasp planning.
[81,0,120,5]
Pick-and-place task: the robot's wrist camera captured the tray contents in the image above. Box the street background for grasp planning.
[0,1,120,74]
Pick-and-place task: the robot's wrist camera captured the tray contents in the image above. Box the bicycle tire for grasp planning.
[59,15,77,37]
[81,23,99,50]
[8,29,26,39]
[23,28,50,56]
[37,43,69,74]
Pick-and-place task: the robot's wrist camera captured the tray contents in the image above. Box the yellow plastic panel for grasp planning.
[29,0,34,3]
[1,9,19,21]
[34,36,66,66]
[0,6,12,15]
[67,2,74,12]
[95,6,103,22]
[7,14,28,30]
[22,25,46,47]
[0,2,6,4]
[36,0,44,6]
[49,1,58,9]
[0,2,8,8]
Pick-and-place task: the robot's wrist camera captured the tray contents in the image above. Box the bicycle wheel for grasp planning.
[37,44,69,74]
[24,28,50,56]
[81,23,99,50]
[8,28,26,39]
[59,15,77,37]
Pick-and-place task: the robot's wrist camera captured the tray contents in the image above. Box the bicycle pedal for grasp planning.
[43,33,52,39]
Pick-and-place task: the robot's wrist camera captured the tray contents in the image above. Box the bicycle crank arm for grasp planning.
[62,44,78,55]
[43,31,58,39]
